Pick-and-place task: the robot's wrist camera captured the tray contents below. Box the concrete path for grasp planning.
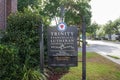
[78,40,120,65]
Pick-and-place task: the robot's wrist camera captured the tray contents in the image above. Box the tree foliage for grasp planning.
[94,16,120,39]
[112,17,120,34]
[0,44,20,80]
[18,0,91,28]
[43,0,91,26]
[87,22,99,38]
[18,0,39,11]
[104,21,114,34]
[96,26,105,38]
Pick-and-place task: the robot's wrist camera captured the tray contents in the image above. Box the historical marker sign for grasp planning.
[47,23,78,66]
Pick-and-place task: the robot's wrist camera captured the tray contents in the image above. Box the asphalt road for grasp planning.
[79,40,120,64]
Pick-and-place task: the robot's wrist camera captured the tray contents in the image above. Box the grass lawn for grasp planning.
[49,52,120,80]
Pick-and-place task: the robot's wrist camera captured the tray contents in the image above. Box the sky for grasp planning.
[90,0,120,25]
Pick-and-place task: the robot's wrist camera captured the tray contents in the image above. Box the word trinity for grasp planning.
[51,32,73,36]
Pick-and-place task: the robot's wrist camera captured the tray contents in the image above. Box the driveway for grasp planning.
[78,40,120,65]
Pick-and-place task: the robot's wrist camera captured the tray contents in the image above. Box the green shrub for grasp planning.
[22,65,47,80]
[0,9,46,80]
[0,44,21,79]
[1,10,42,68]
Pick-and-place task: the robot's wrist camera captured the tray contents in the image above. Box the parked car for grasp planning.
[116,36,120,41]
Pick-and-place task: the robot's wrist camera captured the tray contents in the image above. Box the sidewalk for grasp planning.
[78,40,120,65]
[102,40,120,44]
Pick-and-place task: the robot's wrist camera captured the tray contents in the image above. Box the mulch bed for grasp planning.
[46,67,69,80]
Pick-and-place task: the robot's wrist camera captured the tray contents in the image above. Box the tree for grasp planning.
[87,22,99,39]
[18,0,91,27]
[65,0,91,26]
[112,17,120,41]
[112,17,120,34]
[96,25,105,39]
[104,20,114,40]
[43,0,91,26]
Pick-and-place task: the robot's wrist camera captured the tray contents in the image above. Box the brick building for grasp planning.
[0,0,17,30]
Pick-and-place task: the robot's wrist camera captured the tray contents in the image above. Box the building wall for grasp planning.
[0,0,17,30]
[6,0,12,17]
[11,0,17,13]
[0,0,6,30]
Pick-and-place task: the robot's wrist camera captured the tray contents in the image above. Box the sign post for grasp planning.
[60,5,65,22]
[40,24,44,73]
[82,16,86,80]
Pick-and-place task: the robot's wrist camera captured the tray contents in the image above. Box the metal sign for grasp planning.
[47,26,78,66]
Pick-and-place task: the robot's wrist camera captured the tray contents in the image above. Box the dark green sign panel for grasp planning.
[47,27,78,66]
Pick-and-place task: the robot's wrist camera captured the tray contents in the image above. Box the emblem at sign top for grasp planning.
[57,22,67,32]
